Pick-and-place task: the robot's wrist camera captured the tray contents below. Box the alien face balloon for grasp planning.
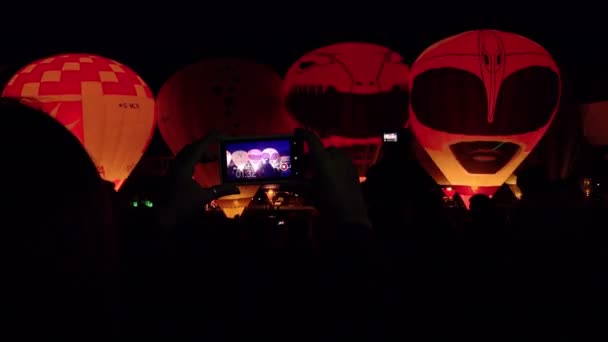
[283,42,410,138]
[283,42,410,177]
[409,30,561,204]
[262,148,280,167]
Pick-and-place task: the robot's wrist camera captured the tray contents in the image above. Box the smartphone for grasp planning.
[219,135,304,185]
[383,132,399,143]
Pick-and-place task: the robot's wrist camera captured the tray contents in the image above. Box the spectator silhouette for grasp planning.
[469,193,500,240]
[153,128,377,340]
[259,160,278,178]
[2,98,119,340]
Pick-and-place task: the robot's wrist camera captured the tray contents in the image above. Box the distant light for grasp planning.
[144,200,153,208]
[277,220,285,226]
[446,187,453,191]
[131,201,138,208]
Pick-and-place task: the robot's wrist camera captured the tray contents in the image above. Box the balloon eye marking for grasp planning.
[299,61,315,69]
[483,53,490,66]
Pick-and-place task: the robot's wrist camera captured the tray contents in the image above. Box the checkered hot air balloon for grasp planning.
[2,54,156,190]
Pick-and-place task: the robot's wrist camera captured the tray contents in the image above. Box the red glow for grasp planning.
[283,42,409,176]
[3,54,155,190]
[581,101,608,146]
[409,30,561,202]
[442,186,455,198]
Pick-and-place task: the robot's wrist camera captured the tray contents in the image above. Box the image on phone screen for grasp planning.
[383,132,398,143]
[220,136,301,184]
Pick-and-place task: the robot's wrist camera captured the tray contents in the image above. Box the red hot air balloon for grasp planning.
[581,101,608,198]
[157,59,298,217]
[582,101,608,150]
[409,30,561,207]
[2,54,155,190]
[282,42,410,178]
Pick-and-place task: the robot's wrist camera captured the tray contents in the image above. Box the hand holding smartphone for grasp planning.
[219,135,304,185]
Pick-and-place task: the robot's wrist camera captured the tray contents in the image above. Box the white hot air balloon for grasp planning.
[248,149,263,171]
[231,150,249,170]
[226,151,232,167]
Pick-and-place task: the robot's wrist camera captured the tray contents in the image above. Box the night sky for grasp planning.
[1,4,606,155]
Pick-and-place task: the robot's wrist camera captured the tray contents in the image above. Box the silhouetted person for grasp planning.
[2,98,119,340]
[469,193,500,239]
[258,160,278,178]
[152,129,377,340]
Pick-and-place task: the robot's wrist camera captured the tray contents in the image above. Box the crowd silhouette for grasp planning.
[5,97,607,340]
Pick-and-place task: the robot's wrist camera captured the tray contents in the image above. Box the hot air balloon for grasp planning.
[580,100,608,198]
[581,101,608,149]
[226,150,232,166]
[156,58,298,217]
[409,30,561,207]
[279,156,291,173]
[2,54,155,190]
[231,150,249,170]
[262,148,280,168]
[248,149,263,171]
[282,42,410,179]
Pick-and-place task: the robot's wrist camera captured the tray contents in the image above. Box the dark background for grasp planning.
[1,3,606,159]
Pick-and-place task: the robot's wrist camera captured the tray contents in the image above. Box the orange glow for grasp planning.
[508,184,523,200]
[442,186,455,198]
[266,189,275,202]
[504,174,523,199]
[410,30,561,202]
[283,42,409,177]
[582,178,593,197]
[3,54,155,190]
[215,189,258,218]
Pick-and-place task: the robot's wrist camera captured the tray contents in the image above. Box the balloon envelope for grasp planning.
[231,150,249,170]
[409,30,561,206]
[282,42,410,177]
[262,148,280,167]
[2,53,156,190]
[581,101,608,147]
[247,149,263,171]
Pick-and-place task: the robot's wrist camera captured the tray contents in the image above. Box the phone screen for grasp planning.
[383,132,398,143]
[220,136,302,184]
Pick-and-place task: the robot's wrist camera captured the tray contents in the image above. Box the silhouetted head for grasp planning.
[468,194,501,241]
[1,98,118,339]
[469,194,496,219]
[517,166,548,197]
